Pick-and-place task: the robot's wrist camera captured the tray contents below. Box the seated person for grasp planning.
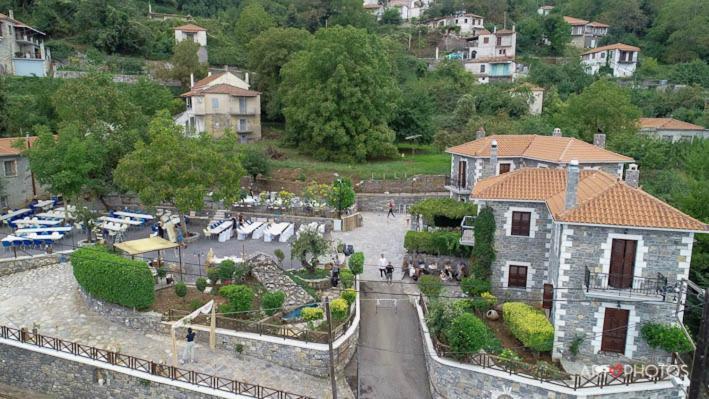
[439,271,449,281]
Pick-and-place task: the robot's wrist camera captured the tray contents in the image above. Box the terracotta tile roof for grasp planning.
[564,16,589,25]
[446,134,633,163]
[638,118,706,131]
[476,29,492,35]
[588,21,609,27]
[473,168,707,231]
[181,83,259,98]
[174,23,206,32]
[583,43,640,54]
[191,72,227,89]
[363,3,381,8]
[0,136,37,156]
[496,29,515,35]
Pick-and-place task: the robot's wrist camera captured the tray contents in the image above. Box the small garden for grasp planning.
[404,198,478,258]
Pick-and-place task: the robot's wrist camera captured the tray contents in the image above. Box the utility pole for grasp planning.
[325,297,338,399]
[689,288,709,399]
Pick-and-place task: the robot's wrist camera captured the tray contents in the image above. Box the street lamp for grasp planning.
[333,173,344,219]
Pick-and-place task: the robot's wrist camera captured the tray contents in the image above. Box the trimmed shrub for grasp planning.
[340,268,354,288]
[174,282,187,301]
[71,246,154,309]
[195,277,208,292]
[207,267,220,285]
[404,231,471,257]
[330,298,349,321]
[419,275,444,299]
[348,252,365,275]
[274,249,285,264]
[471,292,497,313]
[460,278,491,297]
[218,260,236,281]
[302,307,324,321]
[341,288,356,306]
[409,198,477,227]
[261,290,286,316]
[641,322,694,353]
[444,313,501,359]
[502,302,554,352]
[425,300,466,337]
[219,285,254,314]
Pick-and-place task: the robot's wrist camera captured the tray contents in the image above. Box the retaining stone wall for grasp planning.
[0,344,222,399]
[0,252,68,277]
[79,289,167,335]
[357,192,449,212]
[355,175,447,194]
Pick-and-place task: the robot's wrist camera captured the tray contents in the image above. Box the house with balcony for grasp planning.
[564,16,608,49]
[0,10,51,77]
[175,71,261,142]
[469,154,707,365]
[444,129,632,201]
[638,117,708,142]
[463,26,517,83]
[428,12,485,36]
[581,43,639,78]
[174,23,208,64]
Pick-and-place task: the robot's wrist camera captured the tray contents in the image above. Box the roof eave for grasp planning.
[554,220,707,234]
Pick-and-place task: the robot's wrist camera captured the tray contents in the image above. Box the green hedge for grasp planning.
[404,231,471,257]
[409,198,477,227]
[71,246,155,309]
[502,302,554,352]
[444,313,501,359]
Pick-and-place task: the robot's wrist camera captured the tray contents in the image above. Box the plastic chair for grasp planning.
[33,239,43,249]
[2,240,11,251]
[22,240,33,249]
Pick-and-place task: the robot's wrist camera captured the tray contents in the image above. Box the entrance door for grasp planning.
[457,160,467,188]
[609,239,636,289]
[542,284,553,309]
[601,308,629,353]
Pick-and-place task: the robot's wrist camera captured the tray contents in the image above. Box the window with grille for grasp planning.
[511,211,531,236]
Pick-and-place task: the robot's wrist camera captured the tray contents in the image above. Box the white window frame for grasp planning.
[502,261,534,291]
[3,159,17,177]
[504,206,539,238]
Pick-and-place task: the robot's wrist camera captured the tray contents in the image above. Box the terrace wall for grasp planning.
[0,251,70,277]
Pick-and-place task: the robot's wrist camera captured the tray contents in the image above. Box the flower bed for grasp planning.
[502,302,554,352]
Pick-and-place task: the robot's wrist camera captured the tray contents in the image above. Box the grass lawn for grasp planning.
[245,139,450,181]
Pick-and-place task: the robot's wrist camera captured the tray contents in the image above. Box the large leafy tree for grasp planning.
[234,2,275,47]
[555,79,640,142]
[241,148,271,183]
[646,0,709,62]
[165,40,207,89]
[247,27,312,120]
[114,112,245,235]
[280,26,400,162]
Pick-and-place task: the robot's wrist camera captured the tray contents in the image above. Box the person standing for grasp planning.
[378,253,387,278]
[181,327,196,364]
[157,222,165,239]
[385,262,394,285]
[387,200,395,219]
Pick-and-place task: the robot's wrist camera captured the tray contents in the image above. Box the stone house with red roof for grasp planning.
[174,71,261,141]
[638,117,708,142]
[564,16,609,49]
[174,23,207,64]
[0,136,45,209]
[467,137,707,365]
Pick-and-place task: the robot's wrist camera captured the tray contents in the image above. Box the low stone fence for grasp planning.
[0,251,71,277]
[355,175,447,194]
[413,298,687,399]
[79,289,167,334]
[356,192,449,213]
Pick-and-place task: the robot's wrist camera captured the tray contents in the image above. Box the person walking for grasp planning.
[181,327,196,364]
[378,253,387,278]
[385,261,394,285]
[387,200,395,219]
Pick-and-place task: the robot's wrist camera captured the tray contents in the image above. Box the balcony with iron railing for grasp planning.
[444,176,471,195]
[584,267,669,301]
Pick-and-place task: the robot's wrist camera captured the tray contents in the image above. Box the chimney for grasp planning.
[245,72,250,85]
[489,140,498,176]
[190,73,194,88]
[565,160,579,209]
[625,164,639,188]
[552,128,562,137]
[8,9,14,19]
[435,47,439,60]
[593,133,606,149]
[476,127,486,140]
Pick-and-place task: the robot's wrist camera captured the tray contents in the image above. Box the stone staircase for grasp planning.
[248,254,314,307]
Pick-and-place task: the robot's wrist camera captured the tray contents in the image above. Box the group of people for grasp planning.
[230,213,246,231]
[378,253,395,284]
[404,256,466,282]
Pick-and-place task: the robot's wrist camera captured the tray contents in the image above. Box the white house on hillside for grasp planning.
[363,0,431,21]
[581,43,639,78]
[463,26,517,83]
[428,12,485,36]
[0,10,51,76]
[638,118,709,142]
[174,23,208,64]
[564,16,608,49]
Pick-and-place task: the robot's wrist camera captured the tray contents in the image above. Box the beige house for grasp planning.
[173,23,207,64]
[175,72,262,142]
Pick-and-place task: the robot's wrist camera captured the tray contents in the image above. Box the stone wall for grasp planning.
[79,289,167,335]
[0,342,230,399]
[356,192,449,213]
[414,300,685,399]
[249,253,314,308]
[0,252,69,277]
[355,175,447,194]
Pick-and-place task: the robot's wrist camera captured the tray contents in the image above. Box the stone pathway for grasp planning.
[0,263,353,399]
[249,254,313,307]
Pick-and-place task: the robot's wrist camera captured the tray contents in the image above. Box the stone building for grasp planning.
[444,129,632,201]
[463,26,517,83]
[581,43,639,78]
[173,23,207,64]
[564,16,609,49]
[174,71,262,142]
[469,152,707,365]
[638,117,709,142]
[0,136,45,209]
[0,10,51,76]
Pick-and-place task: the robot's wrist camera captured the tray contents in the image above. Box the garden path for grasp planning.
[0,263,353,399]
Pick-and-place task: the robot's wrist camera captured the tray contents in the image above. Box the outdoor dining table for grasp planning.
[208,220,234,242]
[15,226,72,234]
[237,221,264,240]
[98,223,125,232]
[35,199,54,210]
[35,211,67,219]
[0,208,32,221]
[12,218,63,227]
[98,216,142,225]
[114,211,154,220]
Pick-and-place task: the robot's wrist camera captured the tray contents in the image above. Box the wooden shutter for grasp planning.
[600,308,629,353]
[458,160,467,188]
[499,163,511,174]
[609,239,636,289]
[542,284,553,309]
[508,265,527,288]
[511,212,531,236]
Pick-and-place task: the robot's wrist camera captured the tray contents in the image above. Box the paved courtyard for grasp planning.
[0,262,353,399]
